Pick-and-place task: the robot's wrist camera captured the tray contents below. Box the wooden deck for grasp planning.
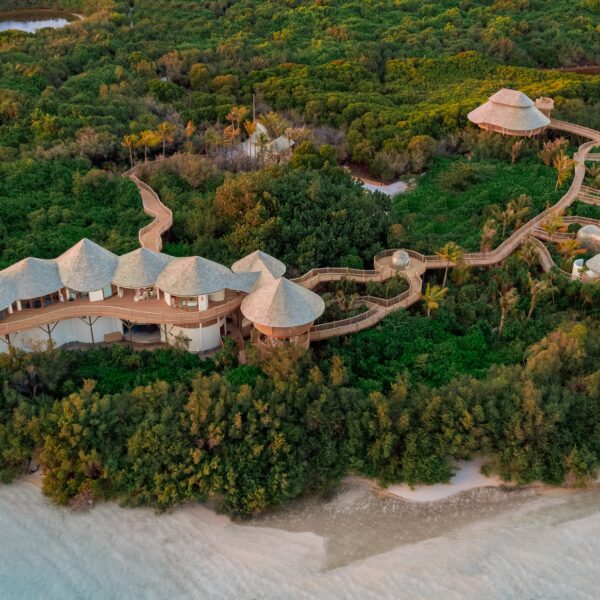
[0,290,242,335]
[126,170,173,252]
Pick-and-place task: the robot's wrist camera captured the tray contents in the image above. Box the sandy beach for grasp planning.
[2,477,600,599]
[383,458,506,501]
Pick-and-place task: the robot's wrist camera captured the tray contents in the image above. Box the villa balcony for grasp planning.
[0,288,243,336]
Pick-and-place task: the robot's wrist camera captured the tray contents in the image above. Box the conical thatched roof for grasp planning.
[113,248,173,289]
[56,238,118,292]
[231,271,261,294]
[468,89,550,136]
[586,254,600,274]
[2,257,63,300]
[231,250,286,279]
[0,276,17,312]
[156,256,235,296]
[241,277,325,328]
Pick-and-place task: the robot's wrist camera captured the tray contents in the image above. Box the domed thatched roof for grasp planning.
[156,256,236,296]
[468,89,550,136]
[2,257,63,300]
[586,253,600,274]
[241,277,325,328]
[113,248,173,289]
[0,276,17,312]
[56,239,118,292]
[231,250,286,279]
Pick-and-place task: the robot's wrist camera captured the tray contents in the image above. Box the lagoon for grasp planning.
[0,10,75,33]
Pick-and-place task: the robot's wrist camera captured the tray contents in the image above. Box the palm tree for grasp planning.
[511,139,524,164]
[508,194,531,229]
[259,111,289,139]
[480,218,498,252]
[541,212,567,235]
[491,204,515,238]
[224,105,250,145]
[185,120,196,155]
[204,127,221,157]
[256,131,270,164]
[557,239,586,269]
[498,287,518,335]
[157,121,177,158]
[137,130,161,162]
[121,133,138,168]
[517,238,540,269]
[243,120,257,158]
[421,283,448,318]
[553,152,576,190]
[526,273,554,320]
[435,241,465,287]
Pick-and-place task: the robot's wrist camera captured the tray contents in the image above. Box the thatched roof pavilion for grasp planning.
[468,89,550,136]
[156,256,238,296]
[231,250,286,279]
[586,254,600,275]
[3,257,63,300]
[56,239,118,292]
[113,248,173,289]
[241,277,324,333]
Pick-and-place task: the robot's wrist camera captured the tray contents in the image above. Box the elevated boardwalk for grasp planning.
[126,168,173,252]
[297,122,600,340]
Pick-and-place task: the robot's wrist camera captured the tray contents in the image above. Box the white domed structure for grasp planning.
[392,250,411,270]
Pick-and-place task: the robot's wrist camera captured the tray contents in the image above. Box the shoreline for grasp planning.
[370,457,600,503]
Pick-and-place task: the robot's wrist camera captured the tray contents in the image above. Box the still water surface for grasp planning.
[0,11,74,33]
[1,478,599,599]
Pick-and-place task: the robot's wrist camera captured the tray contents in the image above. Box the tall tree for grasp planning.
[421,283,448,318]
[498,288,518,335]
[137,130,161,162]
[553,153,576,190]
[121,134,138,168]
[435,241,465,287]
[157,121,177,159]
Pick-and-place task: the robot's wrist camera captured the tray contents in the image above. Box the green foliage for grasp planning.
[1,319,600,514]
[392,155,565,253]
[0,159,147,267]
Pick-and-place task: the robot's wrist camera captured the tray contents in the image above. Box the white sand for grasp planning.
[2,479,600,599]
[385,458,505,502]
[361,180,409,196]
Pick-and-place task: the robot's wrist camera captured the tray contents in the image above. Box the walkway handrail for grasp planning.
[0,296,242,335]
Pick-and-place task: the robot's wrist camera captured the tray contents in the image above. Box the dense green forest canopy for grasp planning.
[0,0,599,262]
[2,313,600,516]
[1,0,600,517]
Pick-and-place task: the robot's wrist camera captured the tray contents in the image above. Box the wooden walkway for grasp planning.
[299,121,600,341]
[126,168,173,252]
[124,120,600,343]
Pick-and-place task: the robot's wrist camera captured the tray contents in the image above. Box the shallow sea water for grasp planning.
[1,479,599,599]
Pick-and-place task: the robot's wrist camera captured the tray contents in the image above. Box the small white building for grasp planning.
[239,122,294,159]
[572,254,600,282]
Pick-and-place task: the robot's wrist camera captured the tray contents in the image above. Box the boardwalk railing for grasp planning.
[124,167,174,252]
[0,296,242,335]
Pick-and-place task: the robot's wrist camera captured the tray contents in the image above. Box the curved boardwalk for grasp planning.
[126,168,173,252]
[126,121,600,342]
[301,121,600,341]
